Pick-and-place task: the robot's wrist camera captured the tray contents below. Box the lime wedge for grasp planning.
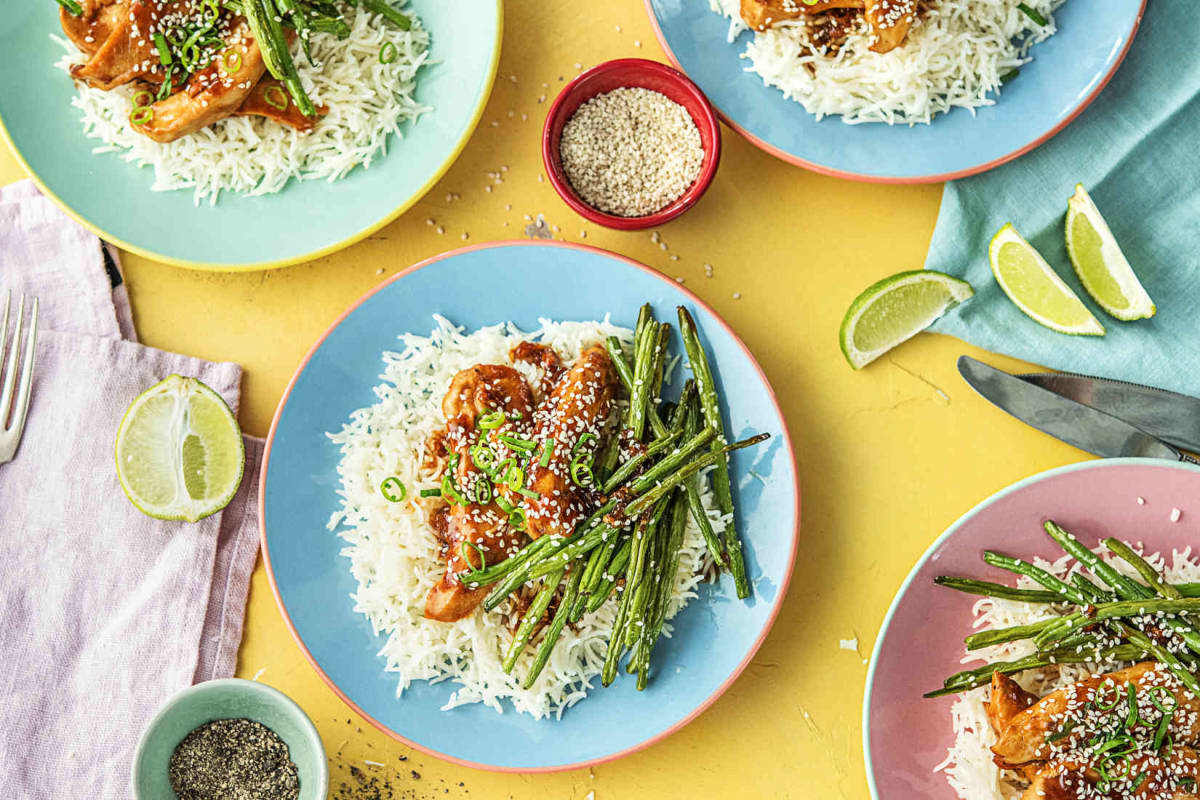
[989,223,1105,336]
[1065,184,1155,321]
[839,270,974,369]
[115,375,245,523]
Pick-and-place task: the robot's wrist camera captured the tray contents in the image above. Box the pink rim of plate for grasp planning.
[641,0,1147,184]
[259,239,803,774]
[859,457,1200,799]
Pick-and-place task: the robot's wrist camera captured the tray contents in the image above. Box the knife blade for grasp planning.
[957,356,1196,463]
[1016,372,1200,454]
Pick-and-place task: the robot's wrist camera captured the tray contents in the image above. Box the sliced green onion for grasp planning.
[129,106,154,126]
[572,432,597,455]
[263,85,289,111]
[1094,679,1121,711]
[1149,686,1178,715]
[469,443,497,474]
[516,487,541,500]
[157,67,175,101]
[379,41,398,64]
[419,487,442,498]
[494,495,515,514]
[132,89,154,109]
[380,476,406,502]
[460,540,487,571]
[1154,712,1173,751]
[477,410,505,430]
[152,33,173,66]
[219,50,243,74]
[538,437,556,468]
[505,465,526,491]
[508,507,527,530]
[499,434,536,452]
[1124,684,1140,730]
[472,476,492,505]
[1044,720,1076,744]
[507,410,523,420]
[56,0,83,16]
[1017,3,1048,26]
[570,461,594,488]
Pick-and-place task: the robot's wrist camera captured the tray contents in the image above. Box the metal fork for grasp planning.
[0,291,39,465]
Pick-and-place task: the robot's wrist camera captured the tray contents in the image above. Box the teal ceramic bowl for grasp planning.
[0,1,501,270]
[132,679,327,800]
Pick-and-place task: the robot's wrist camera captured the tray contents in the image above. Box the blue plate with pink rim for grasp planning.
[644,0,1145,182]
[259,241,800,772]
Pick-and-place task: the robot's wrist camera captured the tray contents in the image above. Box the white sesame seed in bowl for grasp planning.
[542,59,721,231]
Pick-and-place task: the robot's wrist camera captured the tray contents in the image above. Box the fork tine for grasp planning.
[0,294,22,428]
[7,298,38,442]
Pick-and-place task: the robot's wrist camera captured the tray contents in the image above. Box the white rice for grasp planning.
[54,3,430,204]
[325,315,722,720]
[935,546,1200,799]
[708,0,1064,125]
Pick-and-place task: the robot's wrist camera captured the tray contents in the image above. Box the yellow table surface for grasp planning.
[1,2,1093,797]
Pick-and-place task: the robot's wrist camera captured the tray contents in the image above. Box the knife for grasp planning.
[1016,371,1200,454]
[957,356,1200,464]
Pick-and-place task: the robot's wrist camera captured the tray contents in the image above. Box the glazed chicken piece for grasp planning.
[522,345,617,540]
[1017,750,1200,800]
[62,2,321,142]
[424,365,536,623]
[137,21,268,143]
[60,0,125,57]
[233,78,324,132]
[993,663,1200,767]
[738,0,915,53]
[511,341,566,396]
[739,0,863,31]
[67,0,164,90]
[862,0,915,53]
[985,673,1042,783]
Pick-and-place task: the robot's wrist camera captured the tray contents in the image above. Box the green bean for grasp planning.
[523,568,584,688]
[678,306,751,598]
[502,568,565,673]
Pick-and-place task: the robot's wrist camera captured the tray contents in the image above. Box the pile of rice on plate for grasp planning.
[325,316,722,720]
[935,545,1200,799]
[54,3,430,204]
[708,0,1065,125]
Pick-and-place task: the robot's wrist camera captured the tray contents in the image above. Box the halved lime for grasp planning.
[839,270,974,369]
[989,223,1105,336]
[1065,184,1155,321]
[115,375,245,523]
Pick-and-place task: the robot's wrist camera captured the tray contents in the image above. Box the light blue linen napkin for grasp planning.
[926,1,1200,396]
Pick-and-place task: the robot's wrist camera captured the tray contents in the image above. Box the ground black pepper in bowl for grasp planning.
[168,718,301,800]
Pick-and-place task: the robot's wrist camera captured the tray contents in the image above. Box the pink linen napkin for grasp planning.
[0,180,263,798]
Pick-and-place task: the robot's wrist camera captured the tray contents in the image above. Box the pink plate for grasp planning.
[863,458,1200,799]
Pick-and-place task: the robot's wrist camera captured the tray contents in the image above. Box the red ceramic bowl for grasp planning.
[542,58,722,231]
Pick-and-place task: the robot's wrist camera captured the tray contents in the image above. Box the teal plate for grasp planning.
[0,2,501,270]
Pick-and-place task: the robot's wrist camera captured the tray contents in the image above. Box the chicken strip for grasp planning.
[985,673,1041,783]
[60,0,126,57]
[233,78,325,132]
[424,365,537,623]
[1019,749,1200,800]
[863,0,915,53]
[738,0,913,53]
[68,0,165,90]
[739,0,863,32]
[136,19,269,143]
[522,345,616,541]
[994,663,1200,767]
